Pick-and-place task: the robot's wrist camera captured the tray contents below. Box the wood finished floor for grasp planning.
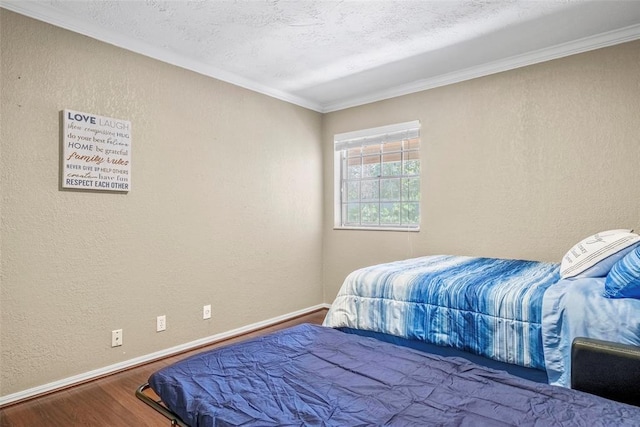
[0,309,328,427]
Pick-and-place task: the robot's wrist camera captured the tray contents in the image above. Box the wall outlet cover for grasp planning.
[111,329,123,347]
[156,315,166,332]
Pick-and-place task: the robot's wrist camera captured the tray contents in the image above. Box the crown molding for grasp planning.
[2,2,639,114]
[321,23,640,112]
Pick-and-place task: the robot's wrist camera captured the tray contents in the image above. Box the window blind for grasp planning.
[334,120,420,152]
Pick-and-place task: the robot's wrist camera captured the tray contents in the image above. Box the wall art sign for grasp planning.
[62,109,131,192]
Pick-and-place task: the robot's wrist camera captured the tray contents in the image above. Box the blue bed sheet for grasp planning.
[324,255,560,369]
[542,276,640,387]
[338,327,548,383]
[149,324,640,426]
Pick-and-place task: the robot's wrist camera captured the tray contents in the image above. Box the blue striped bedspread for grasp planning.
[323,255,561,370]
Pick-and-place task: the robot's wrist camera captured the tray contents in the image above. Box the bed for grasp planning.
[323,255,560,373]
[323,246,640,386]
[138,323,640,427]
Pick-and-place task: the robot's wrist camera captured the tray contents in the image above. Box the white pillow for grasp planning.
[560,229,640,279]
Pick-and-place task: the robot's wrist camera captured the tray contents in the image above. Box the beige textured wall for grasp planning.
[0,10,323,396]
[323,40,640,301]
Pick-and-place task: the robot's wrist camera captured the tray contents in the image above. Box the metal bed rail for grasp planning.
[135,383,189,427]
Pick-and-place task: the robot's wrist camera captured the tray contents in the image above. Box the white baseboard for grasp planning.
[0,303,331,407]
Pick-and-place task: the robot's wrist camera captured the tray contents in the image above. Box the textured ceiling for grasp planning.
[3,0,640,112]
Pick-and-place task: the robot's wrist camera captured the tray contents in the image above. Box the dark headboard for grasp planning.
[571,337,640,407]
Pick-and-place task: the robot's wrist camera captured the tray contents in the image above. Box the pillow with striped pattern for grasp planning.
[560,229,640,279]
[604,246,640,299]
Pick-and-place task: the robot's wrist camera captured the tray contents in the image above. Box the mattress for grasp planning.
[323,255,560,369]
[148,323,640,427]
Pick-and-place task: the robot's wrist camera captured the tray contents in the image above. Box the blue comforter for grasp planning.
[323,255,560,369]
[149,323,640,426]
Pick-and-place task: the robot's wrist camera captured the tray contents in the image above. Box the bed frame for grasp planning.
[571,337,640,406]
[136,336,640,425]
[136,383,188,427]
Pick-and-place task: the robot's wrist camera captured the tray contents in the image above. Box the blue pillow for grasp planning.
[604,246,640,299]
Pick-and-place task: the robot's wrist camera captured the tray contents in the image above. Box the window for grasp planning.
[334,121,420,230]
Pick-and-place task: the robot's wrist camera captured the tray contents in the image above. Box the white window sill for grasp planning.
[333,226,420,232]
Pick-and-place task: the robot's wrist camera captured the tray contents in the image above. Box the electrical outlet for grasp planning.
[112,329,123,347]
[156,315,166,332]
[203,304,211,320]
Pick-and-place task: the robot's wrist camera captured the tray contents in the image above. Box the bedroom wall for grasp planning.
[322,39,640,301]
[0,10,323,397]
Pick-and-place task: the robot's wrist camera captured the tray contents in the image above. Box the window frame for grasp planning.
[333,120,421,231]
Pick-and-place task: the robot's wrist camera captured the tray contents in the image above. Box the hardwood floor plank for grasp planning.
[0,310,327,426]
